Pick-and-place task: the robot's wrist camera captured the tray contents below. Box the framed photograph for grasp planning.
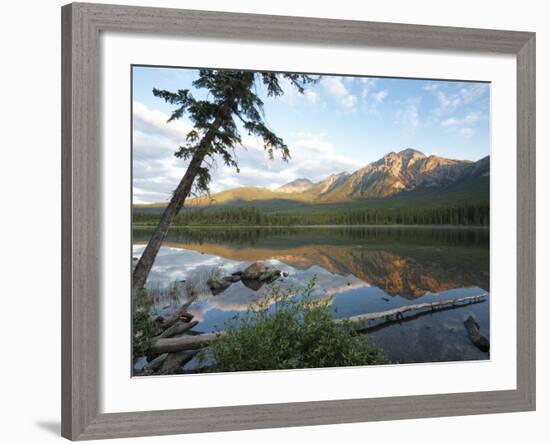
[61,2,536,440]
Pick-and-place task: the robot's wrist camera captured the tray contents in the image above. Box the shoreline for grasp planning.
[133,224,490,229]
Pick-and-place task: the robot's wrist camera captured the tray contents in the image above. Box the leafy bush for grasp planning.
[201,279,386,372]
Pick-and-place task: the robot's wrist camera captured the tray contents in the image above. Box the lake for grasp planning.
[133,225,490,366]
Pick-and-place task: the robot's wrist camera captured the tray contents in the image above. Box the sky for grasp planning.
[132,66,490,204]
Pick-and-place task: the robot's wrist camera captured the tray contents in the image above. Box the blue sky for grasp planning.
[132,66,490,204]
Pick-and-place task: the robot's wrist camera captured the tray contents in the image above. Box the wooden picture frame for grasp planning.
[61,2,535,440]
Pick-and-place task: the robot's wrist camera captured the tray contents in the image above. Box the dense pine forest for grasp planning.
[133,202,489,227]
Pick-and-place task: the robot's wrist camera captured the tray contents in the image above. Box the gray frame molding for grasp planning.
[61,2,536,440]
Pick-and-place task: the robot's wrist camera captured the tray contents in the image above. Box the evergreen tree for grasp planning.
[133,69,317,296]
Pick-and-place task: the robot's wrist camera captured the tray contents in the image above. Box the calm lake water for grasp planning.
[133,225,490,366]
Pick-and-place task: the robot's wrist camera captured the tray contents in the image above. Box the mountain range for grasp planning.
[135,148,489,211]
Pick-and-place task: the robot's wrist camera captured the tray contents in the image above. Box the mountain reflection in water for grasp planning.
[133,225,490,364]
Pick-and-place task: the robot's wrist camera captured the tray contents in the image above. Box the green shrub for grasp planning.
[201,279,386,372]
[132,289,158,358]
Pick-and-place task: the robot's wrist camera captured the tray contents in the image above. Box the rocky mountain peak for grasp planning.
[318,172,350,195]
[278,178,314,194]
[398,148,426,158]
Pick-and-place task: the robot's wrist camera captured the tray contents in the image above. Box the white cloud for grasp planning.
[132,101,200,202]
[394,97,421,133]
[441,117,459,128]
[404,105,419,132]
[133,101,192,142]
[422,83,439,91]
[359,77,376,85]
[132,101,363,203]
[435,90,462,111]
[464,111,481,124]
[440,112,482,137]
[303,89,319,104]
[426,83,489,115]
[441,111,481,128]
[459,84,489,103]
[423,83,488,138]
[358,79,387,114]
[277,77,320,105]
[360,78,376,100]
[459,127,474,137]
[293,131,335,155]
[205,130,362,194]
[321,76,357,112]
[373,90,389,103]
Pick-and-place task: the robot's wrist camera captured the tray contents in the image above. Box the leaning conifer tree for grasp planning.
[133,70,317,297]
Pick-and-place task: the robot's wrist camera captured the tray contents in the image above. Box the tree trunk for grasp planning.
[132,150,206,298]
[132,98,236,298]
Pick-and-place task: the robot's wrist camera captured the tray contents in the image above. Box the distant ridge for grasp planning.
[135,148,489,209]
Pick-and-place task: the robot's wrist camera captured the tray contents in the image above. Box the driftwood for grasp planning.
[158,350,199,374]
[155,320,199,340]
[339,294,487,325]
[150,332,224,354]
[464,315,490,352]
[143,353,168,372]
[184,329,206,336]
[158,296,197,331]
[132,353,168,376]
[357,298,487,334]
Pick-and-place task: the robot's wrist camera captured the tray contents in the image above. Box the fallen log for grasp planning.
[464,315,490,352]
[357,298,487,334]
[158,296,197,331]
[132,353,168,376]
[158,350,199,374]
[144,353,168,372]
[338,294,488,325]
[150,332,224,354]
[155,320,199,340]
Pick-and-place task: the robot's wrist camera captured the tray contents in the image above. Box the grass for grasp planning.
[184,277,200,299]
[132,289,158,359]
[199,279,386,372]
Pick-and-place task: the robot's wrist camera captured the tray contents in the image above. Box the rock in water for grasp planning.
[258,269,281,283]
[242,262,267,280]
[240,262,282,290]
[207,276,231,295]
[241,278,264,291]
[464,315,490,352]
